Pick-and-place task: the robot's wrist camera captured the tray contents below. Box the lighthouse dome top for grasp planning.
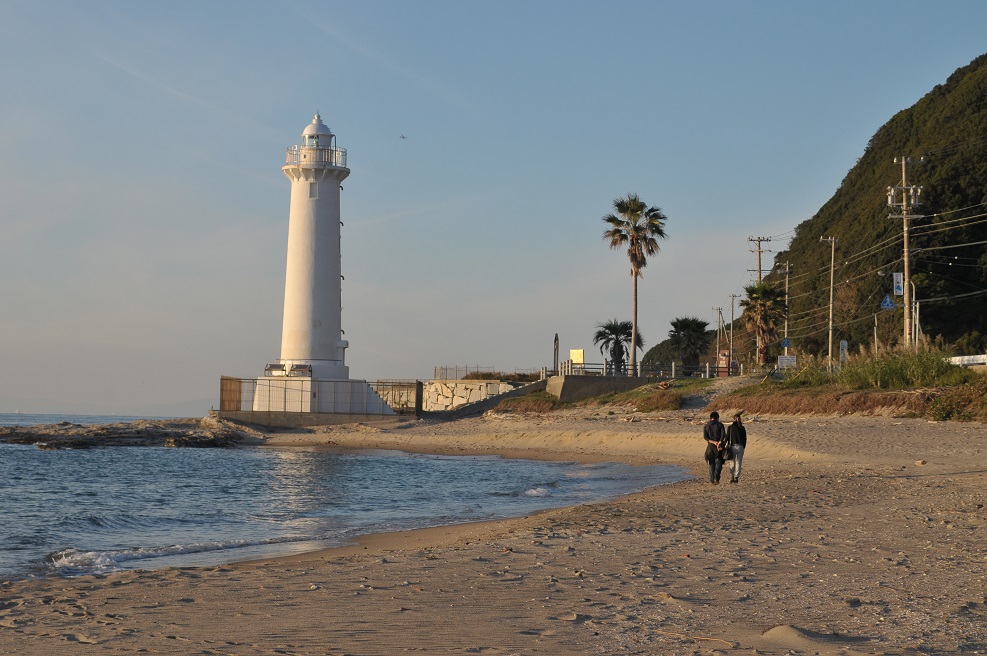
[302,113,334,139]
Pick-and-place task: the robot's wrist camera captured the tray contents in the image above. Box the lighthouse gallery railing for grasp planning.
[284,145,347,168]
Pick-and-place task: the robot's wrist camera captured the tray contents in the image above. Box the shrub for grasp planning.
[840,350,975,389]
[633,390,684,412]
[493,391,559,413]
[927,375,987,421]
[783,350,975,391]
[781,366,831,388]
[464,371,540,383]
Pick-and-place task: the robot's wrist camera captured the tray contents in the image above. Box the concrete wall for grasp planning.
[545,375,652,403]
[250,378,394,415]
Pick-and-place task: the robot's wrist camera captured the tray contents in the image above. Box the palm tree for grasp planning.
[593,319,644,376]
[739,282,788,366]
[603,193,669,376]
[668,316,711,369]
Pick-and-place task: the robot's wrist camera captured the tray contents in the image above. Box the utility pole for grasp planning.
[748,236,772,283]
[820,237,838,374]
[887,156,923,349]
[776,261,791,355]
[712,307,720,359]
[713,307,722,376]
[729,293,739,376]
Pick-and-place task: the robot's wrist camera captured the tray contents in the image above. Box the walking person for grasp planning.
[703,411,727,484]
[726,412,747,483]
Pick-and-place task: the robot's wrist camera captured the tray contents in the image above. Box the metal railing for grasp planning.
[284,145,347,168]
[556,361,739,378]
[433,365,544,379]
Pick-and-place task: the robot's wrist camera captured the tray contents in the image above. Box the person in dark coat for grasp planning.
[726,411,748,483]
[703,411,726,484]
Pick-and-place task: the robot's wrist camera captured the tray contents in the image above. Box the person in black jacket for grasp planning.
[726,412,748,483]
[703,411,727,484]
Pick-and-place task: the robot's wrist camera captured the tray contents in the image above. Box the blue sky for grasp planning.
[2,1,986,415]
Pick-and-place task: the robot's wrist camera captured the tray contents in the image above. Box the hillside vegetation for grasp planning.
[765,53,987,359]
[712,351,987,421]
[498,353,987,422]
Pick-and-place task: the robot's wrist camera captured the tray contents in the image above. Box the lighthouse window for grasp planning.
[309,182,318,199]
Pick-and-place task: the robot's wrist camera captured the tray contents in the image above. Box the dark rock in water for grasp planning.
[1,417,248,449]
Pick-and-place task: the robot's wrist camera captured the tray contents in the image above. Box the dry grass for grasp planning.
[712,385,937,417]
[576,380,711,413]
[926,376,987,421]
[492,365,987,422]
[492,391,560,414]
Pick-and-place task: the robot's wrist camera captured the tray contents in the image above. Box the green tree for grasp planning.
[593,319,644,376]
[739,282,788,366]
[602,193,669,376]
[668,316,711,369]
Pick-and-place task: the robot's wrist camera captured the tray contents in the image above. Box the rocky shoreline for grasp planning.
[0,416,251,449]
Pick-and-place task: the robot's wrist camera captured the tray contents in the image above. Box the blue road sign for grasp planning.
[780,337,791,348]
[881,294,896,310]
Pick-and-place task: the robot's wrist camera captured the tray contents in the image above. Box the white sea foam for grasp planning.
[45,536,309,575]
[524,487,550,497]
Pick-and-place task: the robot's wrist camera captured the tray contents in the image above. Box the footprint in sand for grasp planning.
[63,633,99,644]
[518,628,556,636]
[559,612,593,623]
[652,592,693,606]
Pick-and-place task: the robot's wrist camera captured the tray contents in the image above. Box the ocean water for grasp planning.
[0,414,688,579]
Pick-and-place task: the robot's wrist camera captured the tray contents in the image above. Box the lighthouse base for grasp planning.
[250,377,394,415]
[275,359,349,380]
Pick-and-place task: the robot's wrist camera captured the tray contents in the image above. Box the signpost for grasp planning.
[881,294,896,311]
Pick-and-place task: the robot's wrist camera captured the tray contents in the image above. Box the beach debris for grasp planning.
[562,612,592,623]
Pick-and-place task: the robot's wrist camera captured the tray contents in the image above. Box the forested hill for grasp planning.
[768,52,987,356]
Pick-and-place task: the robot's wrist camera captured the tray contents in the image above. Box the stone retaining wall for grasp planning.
[423,380,521,411]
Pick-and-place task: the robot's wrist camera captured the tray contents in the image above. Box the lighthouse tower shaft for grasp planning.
[278,114,350,379]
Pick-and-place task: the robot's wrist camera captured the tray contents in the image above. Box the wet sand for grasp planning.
[1,406,985,654]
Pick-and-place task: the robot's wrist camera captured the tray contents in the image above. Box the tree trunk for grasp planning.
[631,270,638,377]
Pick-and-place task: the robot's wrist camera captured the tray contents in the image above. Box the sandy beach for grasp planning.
[1,398,985,654]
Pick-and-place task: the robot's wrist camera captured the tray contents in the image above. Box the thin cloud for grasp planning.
[351,190,504,227]
[287,1,479,115]
[91,51,283,141]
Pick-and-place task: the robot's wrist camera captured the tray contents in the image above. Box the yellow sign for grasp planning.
[569,349,584,364]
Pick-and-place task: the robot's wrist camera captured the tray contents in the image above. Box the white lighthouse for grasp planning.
[278,112,349,379]
[251,113,392,416]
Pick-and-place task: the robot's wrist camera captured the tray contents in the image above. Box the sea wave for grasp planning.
[44,533,319,576]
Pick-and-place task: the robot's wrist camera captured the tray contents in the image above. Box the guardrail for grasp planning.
[949,354,987,367]
[557,360,739,378]
[284,145,347,168]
